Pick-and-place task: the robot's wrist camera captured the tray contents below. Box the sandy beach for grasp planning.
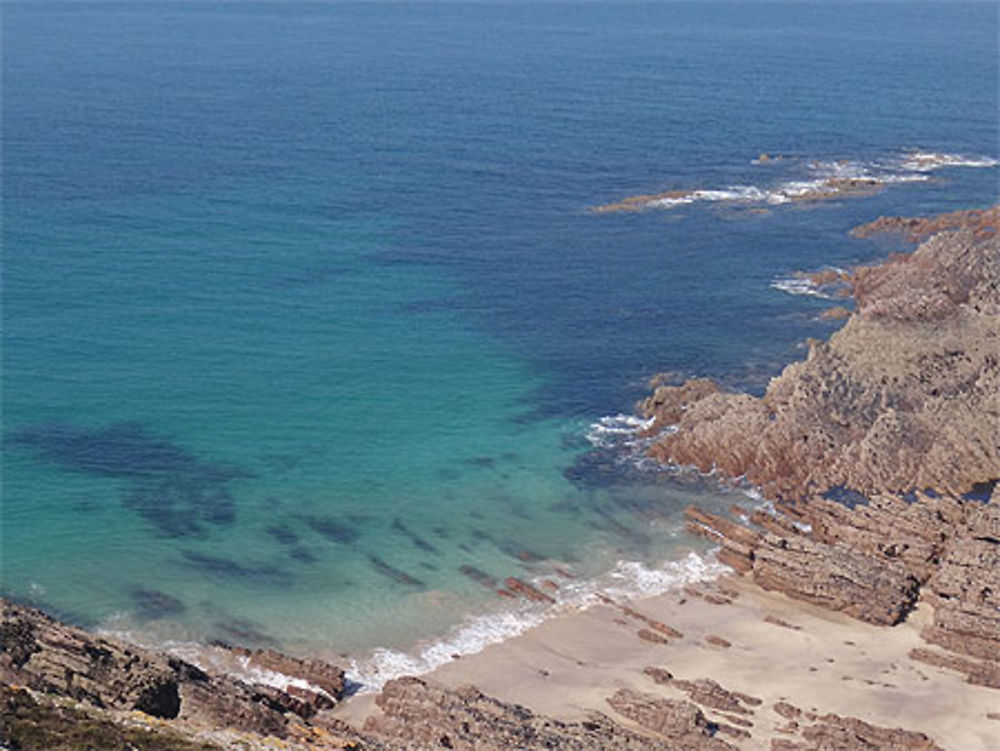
[335,573,998,749]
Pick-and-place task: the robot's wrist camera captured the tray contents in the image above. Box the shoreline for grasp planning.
[331,573,997,749]
[4,208,998,749]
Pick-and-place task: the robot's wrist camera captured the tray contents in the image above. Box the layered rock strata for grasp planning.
[363,676,683,750]
[643,213,1000,689]
[0,599,351,744]
[641,223,1000,500]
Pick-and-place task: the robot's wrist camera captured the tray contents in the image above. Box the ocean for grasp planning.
[3,0,997,688]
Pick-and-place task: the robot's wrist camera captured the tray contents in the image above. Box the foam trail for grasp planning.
[595,149,997,213]
[347,551,726,692]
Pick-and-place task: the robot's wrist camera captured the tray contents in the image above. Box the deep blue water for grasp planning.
[3,0,997,677]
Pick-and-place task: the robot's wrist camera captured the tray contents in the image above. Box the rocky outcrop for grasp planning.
[641,223,1000,500]
[0,599,347,741]
[0,683,226,751]
[605,688,738,750]
[768,702,943,750]
[363,676,678,750]
[685,490,1000,686]
[661,218,1000,685]
[852,206,999,243]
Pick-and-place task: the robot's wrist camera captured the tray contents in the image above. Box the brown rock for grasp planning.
[643,666,674,684]
[503,577,556,604]
[637,628,669,645]
[643,227,1000,501]
[606,688,737,750]
[365,677,679,750]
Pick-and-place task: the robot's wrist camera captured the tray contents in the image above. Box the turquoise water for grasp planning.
[3,1,997,679]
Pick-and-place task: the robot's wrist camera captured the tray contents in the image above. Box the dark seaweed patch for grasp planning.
[181,552,290,585]
[367,554,425,588]
[465,456,494,468]
[129,588,185,621]
[289,548,316,564]
[298,515,359,544]
[265,524,299,546]
[6,422,249,538]
[459,565,497,589]
[391,518,440,554]
[211,619,278,649]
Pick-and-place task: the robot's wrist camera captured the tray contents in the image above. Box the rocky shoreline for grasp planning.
[3,208,999,749]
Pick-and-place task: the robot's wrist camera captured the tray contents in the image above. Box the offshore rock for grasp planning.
[851,205,999,243]
[363,676,678,750]
[642,225,1000,501]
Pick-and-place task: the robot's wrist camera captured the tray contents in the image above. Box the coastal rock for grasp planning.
[767,703,944,750]
[642,223,1000,501]
[363,676,678,750]
[796,712,943,750]
[851,206,999,243]
[685,507,921,625]
[0,599,350,739]
[228,646,346,704]
[606,688,737,750]
[503,577,556,604]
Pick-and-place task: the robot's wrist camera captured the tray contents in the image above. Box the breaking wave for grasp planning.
[346,551,726,692]
[594,149,998,213]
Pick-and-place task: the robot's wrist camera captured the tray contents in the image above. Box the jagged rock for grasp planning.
[363,676,677,750]
[503,577,556,604]
[668,678,761,716]
[800,713,942,750]
[228,646,345,708]
[0,599,351,739]
[767,702,943,749]
[908,647,1000,689]
[642,225,1000,500]
[852,206,999,243]
[606,688,737,750]
[686,507,921,626]
[0,683,225,751]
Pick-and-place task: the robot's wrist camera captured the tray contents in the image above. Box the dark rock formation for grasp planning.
[364,676,677,750]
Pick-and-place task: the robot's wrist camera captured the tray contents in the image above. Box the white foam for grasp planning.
[601,552,728,599]
[899,151,999,172]
[584,413,655,449]
[770,277,836,299]
[627,149,997,213]
[347,550,725,692]
[347,608,547,691]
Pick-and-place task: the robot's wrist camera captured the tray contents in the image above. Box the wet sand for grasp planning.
[335,574,998,750]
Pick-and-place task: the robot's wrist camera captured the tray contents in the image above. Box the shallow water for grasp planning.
[3,0,996,684]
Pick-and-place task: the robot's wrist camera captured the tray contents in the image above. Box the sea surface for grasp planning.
[3,0,997,688]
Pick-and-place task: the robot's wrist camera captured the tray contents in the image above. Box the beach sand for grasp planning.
[335,575,998,750]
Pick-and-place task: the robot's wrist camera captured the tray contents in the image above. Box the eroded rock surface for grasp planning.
[0,599,347,740]
[363,676,677,750]
[769,702,943,750]
[642,224,999,501]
